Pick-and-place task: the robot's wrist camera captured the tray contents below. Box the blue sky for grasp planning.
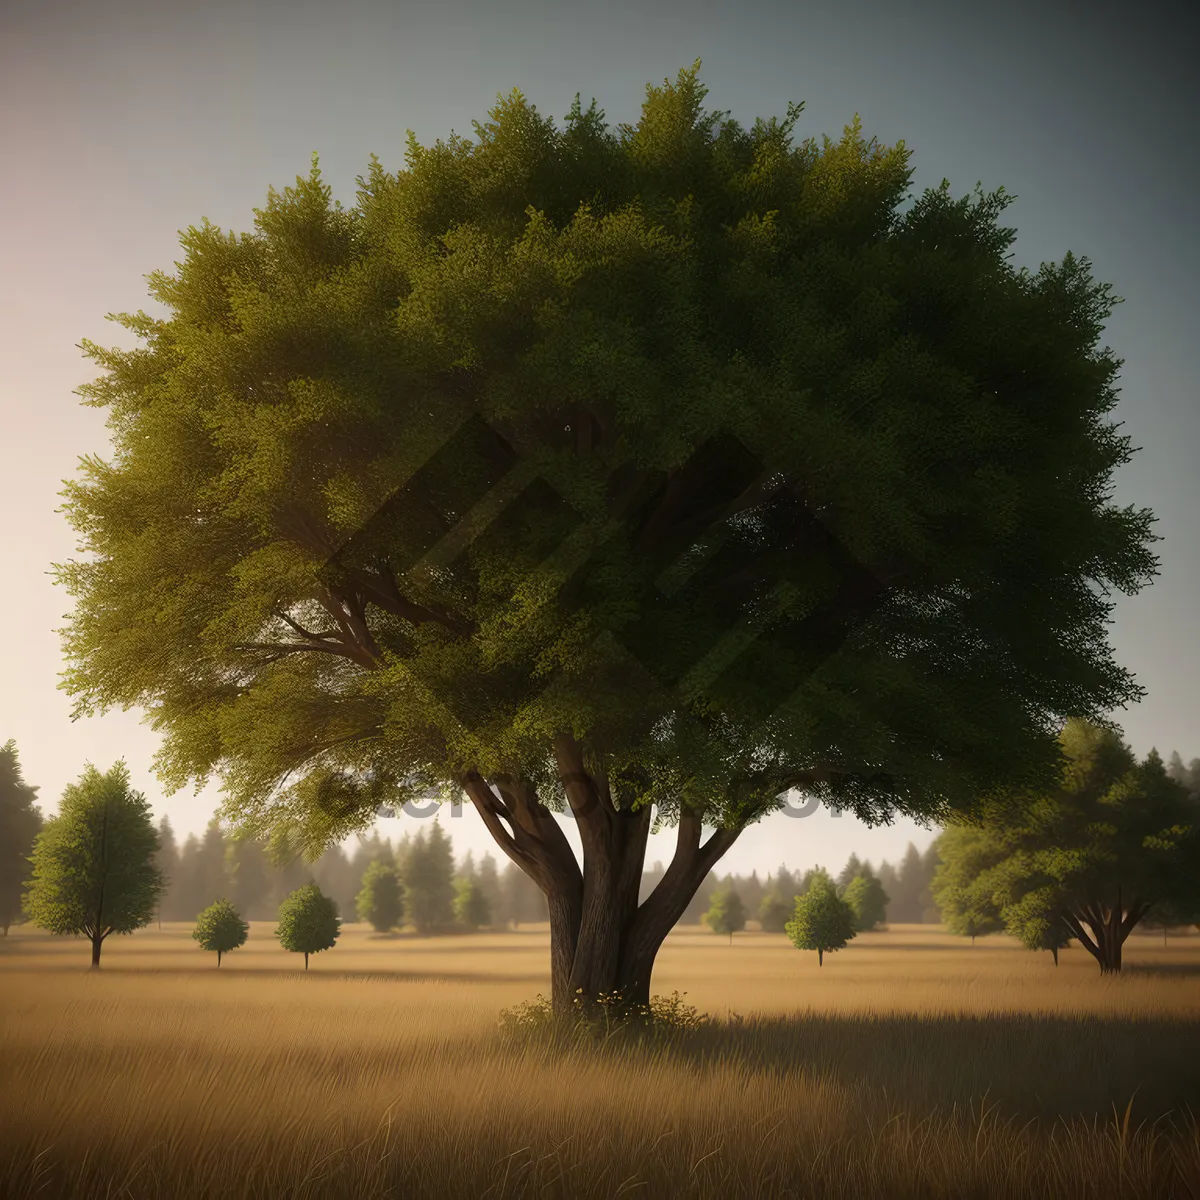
[2,0,1195,874]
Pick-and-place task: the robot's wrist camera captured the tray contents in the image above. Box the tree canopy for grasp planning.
[934,720,1200,972]
[192,897,249,965]
[453,876,491,929]
[58,61,1157,1008]
[841,870,888,932]
[930,827,1007,944]
[786,869,856,965]
[23,763,163,966]
[275,882,340,969]
[0,741,43,935]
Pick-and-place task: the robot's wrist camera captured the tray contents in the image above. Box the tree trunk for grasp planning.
[90,933,103,968]
[217,950,223,967]
[818,948,824,967]
[304,952,309,970]
[1063,889,1151,976]
[463,739,743,1016]
[2,921,9,937]
[728,930,733,945]
[1052,946,1058,967]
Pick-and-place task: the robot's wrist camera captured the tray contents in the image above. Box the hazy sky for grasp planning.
[2,0,1196,876]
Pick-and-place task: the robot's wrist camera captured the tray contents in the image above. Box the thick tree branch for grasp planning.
[640,469,785,555]
[1063,910,1100,959]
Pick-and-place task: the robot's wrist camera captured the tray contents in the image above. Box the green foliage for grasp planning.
[192,898,249,965]
[0,741,42,934]
[758,887,793,933]
[936,720,1200,972]
[275,882,340,968]
[453,876,491,929]
[786,870,857,964]
[23,763,163,964]
[931,826,1007,943]
[356,858,404,931]
[841,872,888,932]
[1001,886,1071,961]
[703,882,746,941]
[57,63,1157,874]
[224,835,273,920]
[404,825,456,934]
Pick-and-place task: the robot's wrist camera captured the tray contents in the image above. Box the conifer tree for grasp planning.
[404,824,456,934]
[0,741,42,936]
[151,815,177,928]
[453,877,491,930]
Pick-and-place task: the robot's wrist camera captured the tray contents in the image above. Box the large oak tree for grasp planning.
[934,721,1200,973]
[59,64,1156,1009]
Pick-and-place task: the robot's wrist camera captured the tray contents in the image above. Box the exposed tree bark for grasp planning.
[217,950,223,967]
[818,948,824,967]
[304,952,309,970]
[90,932,103,968]
[461,740,745,1014]
[1062,887,1153,975]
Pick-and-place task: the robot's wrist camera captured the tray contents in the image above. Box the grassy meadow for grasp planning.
[3,921,1200,1198]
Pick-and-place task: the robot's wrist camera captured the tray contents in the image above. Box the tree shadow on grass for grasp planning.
[1123,962,1200,979]
[651,1012,1200,1126]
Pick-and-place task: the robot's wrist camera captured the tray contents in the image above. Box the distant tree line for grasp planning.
[7,725,1196,978]
[150,813,548,932]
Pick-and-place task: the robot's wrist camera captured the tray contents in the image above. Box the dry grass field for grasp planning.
[3,921,1200,1198]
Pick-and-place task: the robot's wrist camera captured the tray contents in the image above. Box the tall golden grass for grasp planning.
[3,922,1199,1198]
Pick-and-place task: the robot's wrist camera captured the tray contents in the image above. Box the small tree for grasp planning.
[356,859,404,932]
[1002,887,1072,965]
[703,882,746,943]
[453,877,491,930]
[275,882,340,969]
[930,826,1007,945]
[758,887,793,933]
[192,898,249,966]
[24,763,163,967]
[842,872,888,932]
[786,871,857,965]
